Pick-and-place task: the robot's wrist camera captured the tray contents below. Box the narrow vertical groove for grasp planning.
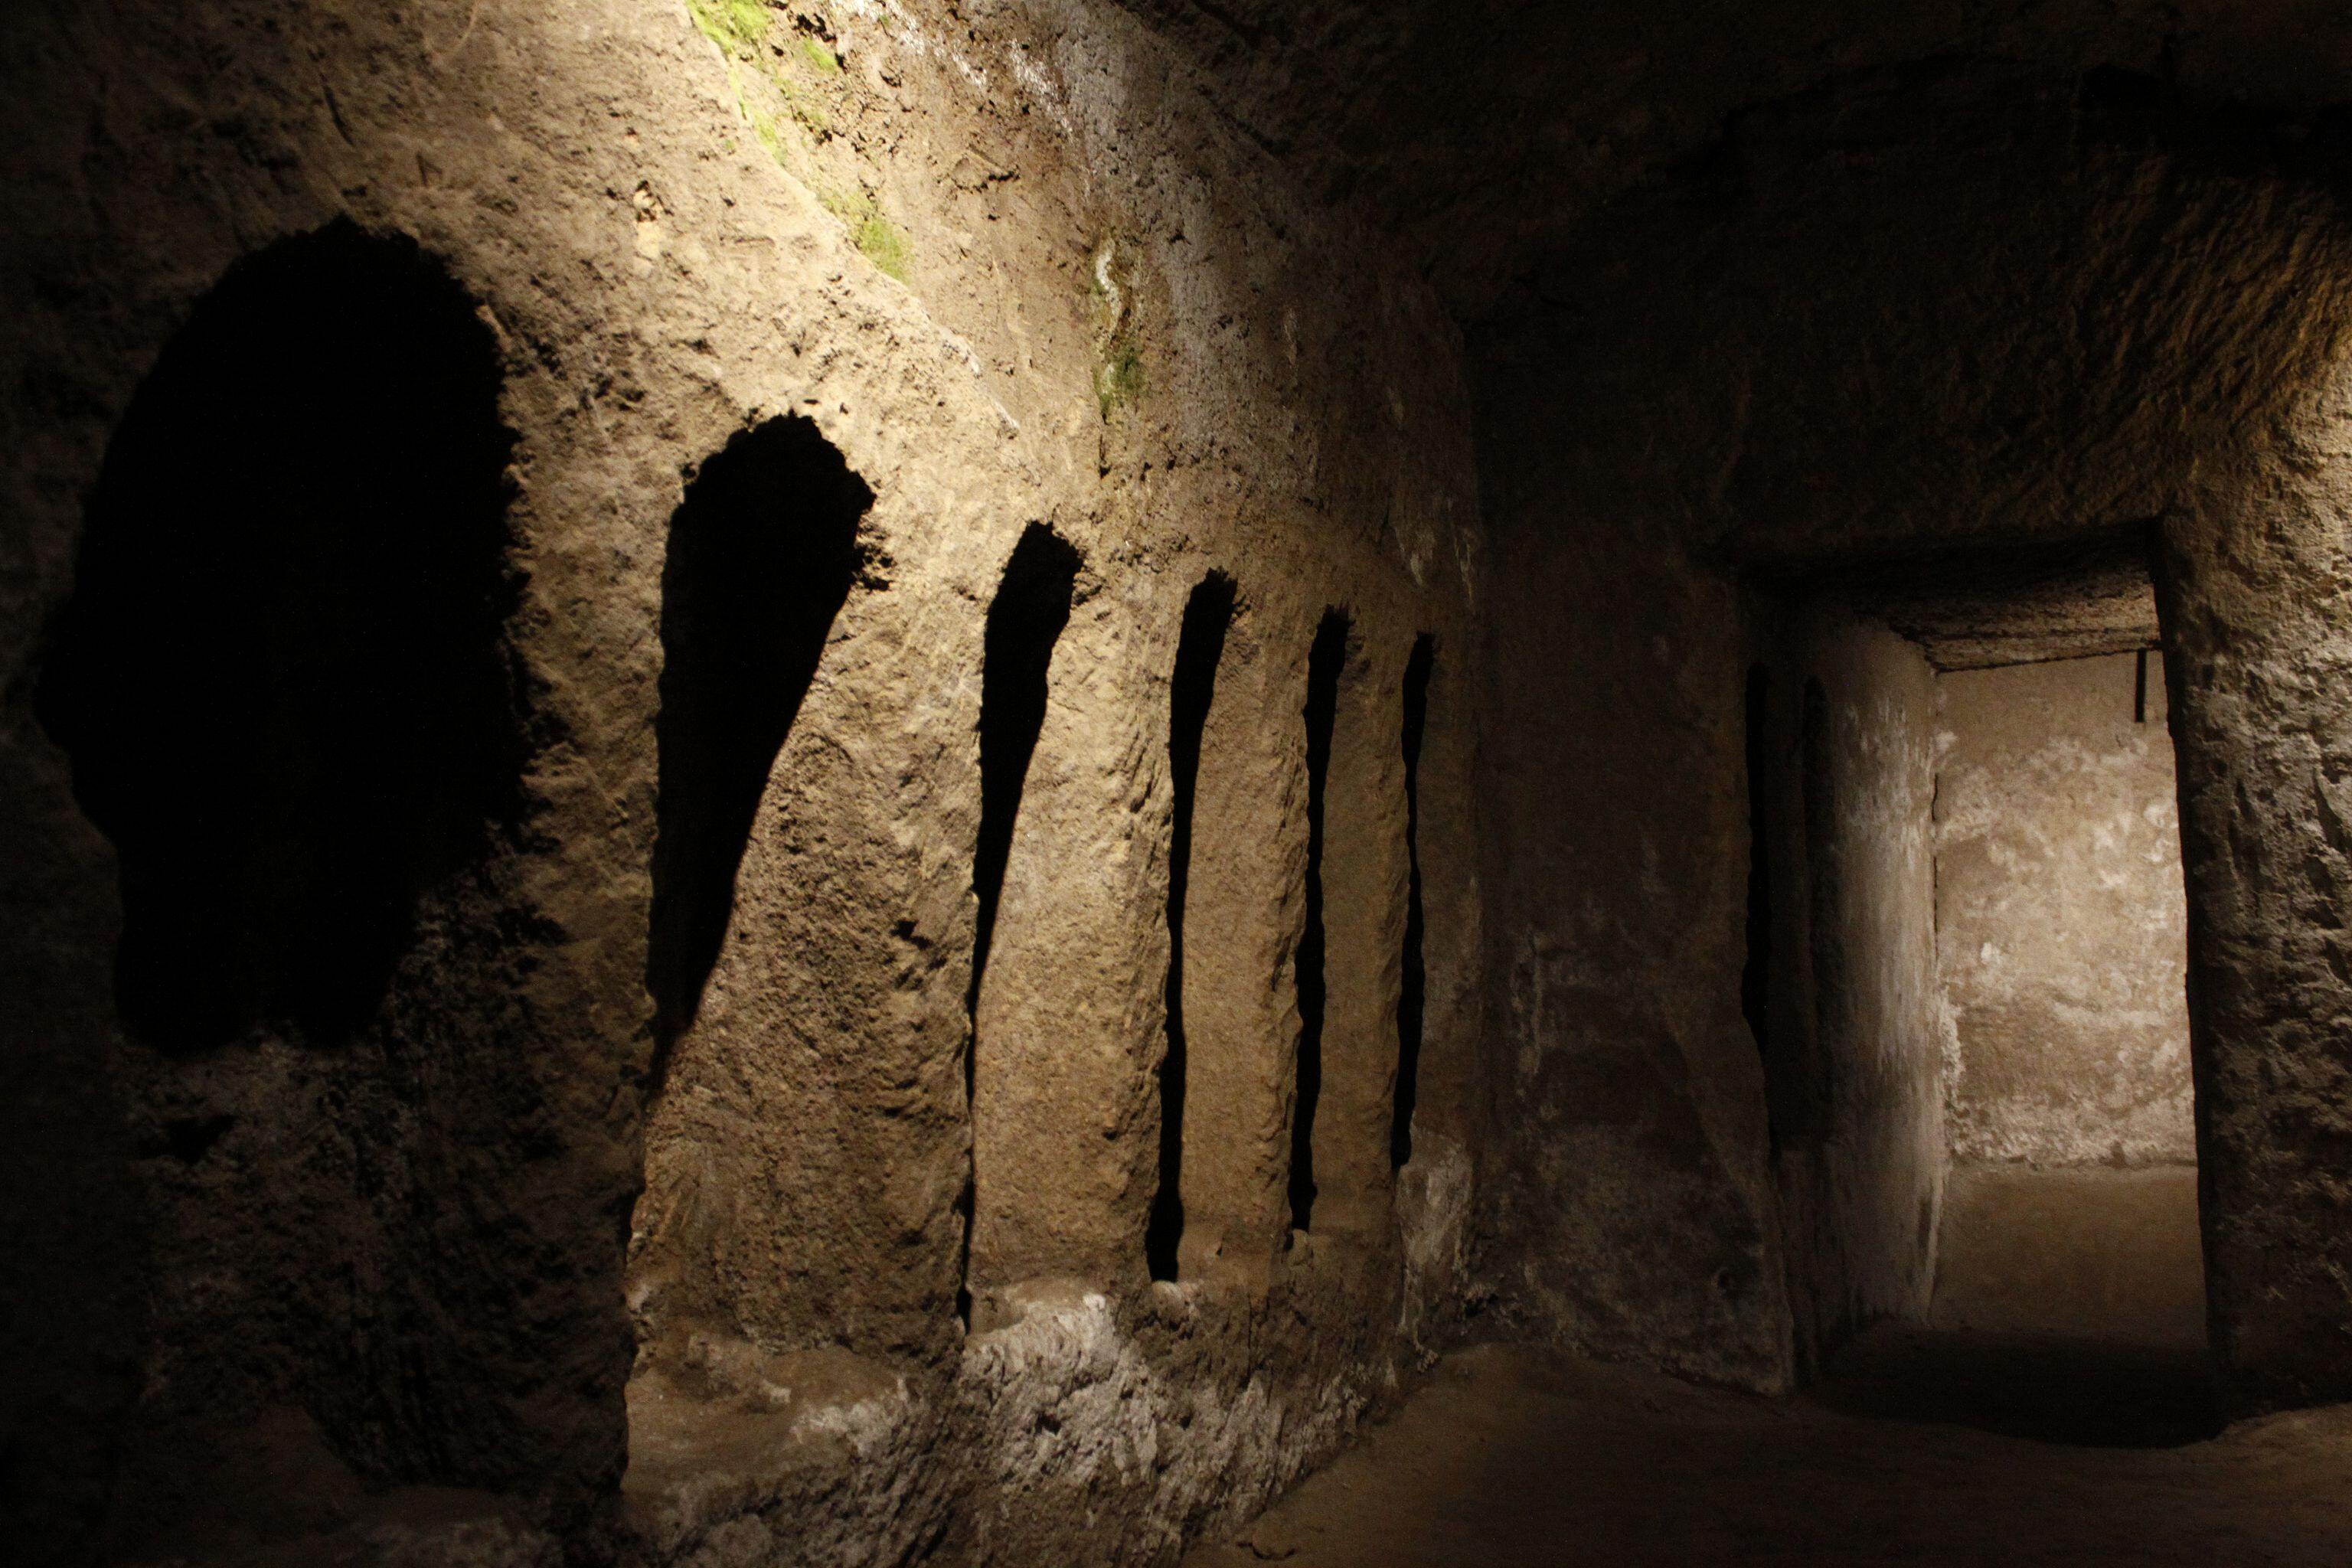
[1148,574,1236,1281]
[1742,662,1777,1155]
[1289,609,1350,1234]
[961,523,1081,1321]
[648,418,871,1091]
[1390,634,1435,1171]
[1800,675,1841,1133]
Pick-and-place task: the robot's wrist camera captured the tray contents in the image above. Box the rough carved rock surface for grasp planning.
[1936,655,2194,1169]
[14,0,2352,1563]
[3,2,1480,1561]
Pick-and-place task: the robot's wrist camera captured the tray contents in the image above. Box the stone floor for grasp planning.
[1932,1162,2205,1348]
[1187,1165,2352,1567]
[1183,1334,2352,1568]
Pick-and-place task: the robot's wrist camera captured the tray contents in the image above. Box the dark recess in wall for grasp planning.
[1391,634,1435,1171]
[646,416,871,1078]
[1149,572,1236,1281]
[1289,609,1351,1233]
[1798,674,1841,1137]
[35,219,521,1051]
[962,522,1082,1314]
[1742,662,1778,1155]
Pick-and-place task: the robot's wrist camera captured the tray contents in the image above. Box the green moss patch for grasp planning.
[1097,342,1145,419]
[687,0,772,54]
[855,212,913,281]
[796,35,843,75]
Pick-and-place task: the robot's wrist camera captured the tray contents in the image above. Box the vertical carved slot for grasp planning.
[1799,674,1841,1133]
[1390,634,1436,1171]
[1742,662,1777,1152]
[1289,609,1351,1233]
[1149,573,1236,1281]
[647,416,871,1077]
[962,523,1081,1315]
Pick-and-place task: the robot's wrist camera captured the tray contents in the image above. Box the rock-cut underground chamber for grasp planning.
[24,8,2352,1568]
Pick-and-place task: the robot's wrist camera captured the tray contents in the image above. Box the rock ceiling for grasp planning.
[1109,0,2352,319]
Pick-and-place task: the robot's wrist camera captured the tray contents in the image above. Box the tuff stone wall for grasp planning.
[1472,54,2352,1395]
[1762,612,1949,1373]
[0,2,1483,1562]
[2157,341,2352,1413]
[1469,449,1792,1390]
[1935,654,2194,1170]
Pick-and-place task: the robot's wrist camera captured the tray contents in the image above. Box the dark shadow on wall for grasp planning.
[1149,572,1236,1282]
[1742,661,1779,1154]
[1289,609,1351,1234]
[35,219,522,1052]
[1799,672,1843,1130]
[1391,633,1435,1171]
[962,522,1082,1317]
[20,220,619,1553]
[967,524,1083,1016]
[646,416,871,1075]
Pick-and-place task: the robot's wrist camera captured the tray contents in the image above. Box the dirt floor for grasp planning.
[1190,1165,2352,1567]
[1183,1332,2352,1567]
[1932,1165,2207,1348]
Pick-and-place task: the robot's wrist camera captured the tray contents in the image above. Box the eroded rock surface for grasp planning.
[12,0,2352,1563]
